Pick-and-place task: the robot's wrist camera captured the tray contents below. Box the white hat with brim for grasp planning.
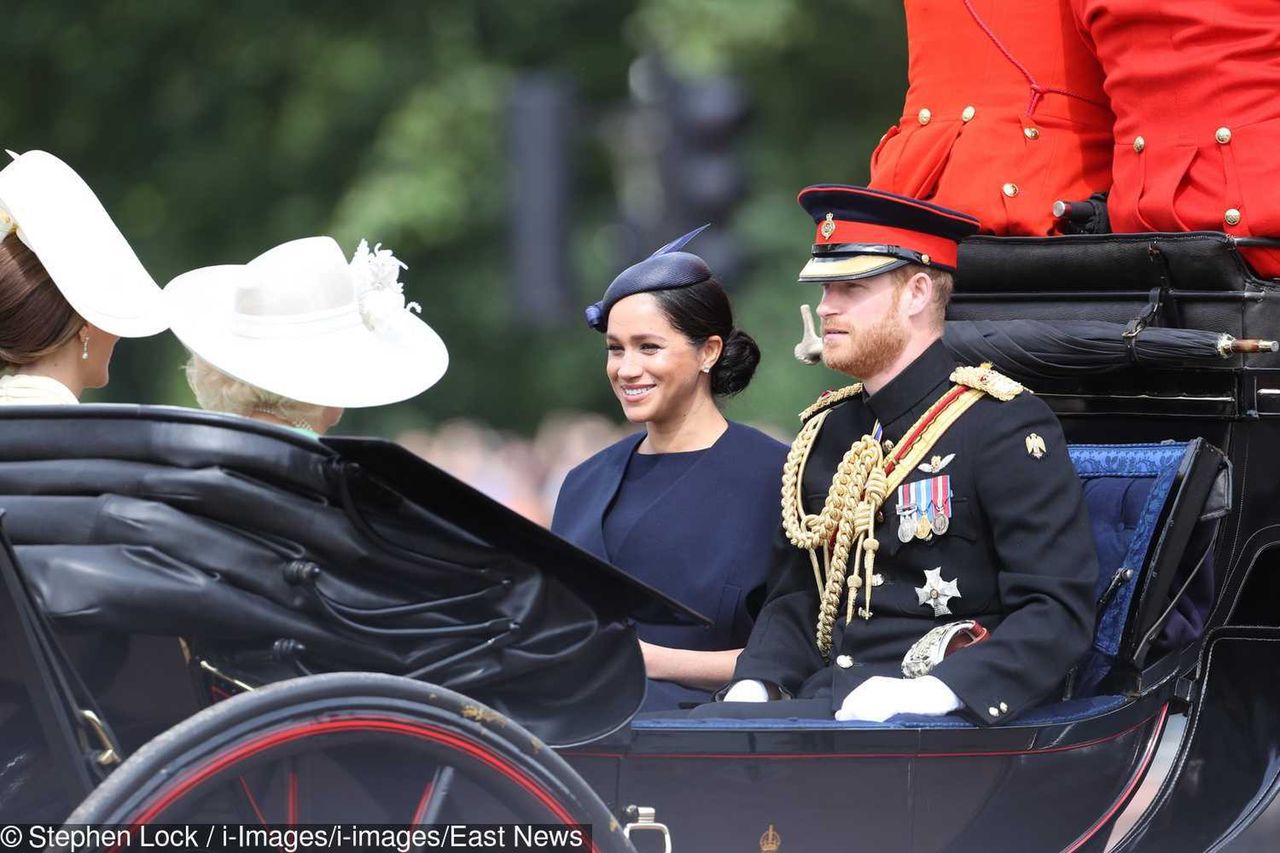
[0,150,165,337]
[164,236,448,409]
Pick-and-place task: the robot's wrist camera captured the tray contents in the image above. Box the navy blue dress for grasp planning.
[551,421,788,711]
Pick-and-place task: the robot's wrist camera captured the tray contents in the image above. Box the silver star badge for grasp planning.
[916,567,961,617]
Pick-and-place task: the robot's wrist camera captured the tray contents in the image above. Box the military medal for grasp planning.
[898,505,916,543]
[897,475,953,542]
[915,567,962,617]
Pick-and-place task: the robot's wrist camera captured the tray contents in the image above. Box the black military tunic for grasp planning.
[732,340,1099,725]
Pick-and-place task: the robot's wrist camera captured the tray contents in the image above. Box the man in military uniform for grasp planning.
[703,185,1098,725]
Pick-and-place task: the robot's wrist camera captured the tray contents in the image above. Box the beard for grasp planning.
[822,299,908,380]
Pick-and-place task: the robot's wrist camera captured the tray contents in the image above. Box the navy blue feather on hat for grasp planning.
[585,225,711,331]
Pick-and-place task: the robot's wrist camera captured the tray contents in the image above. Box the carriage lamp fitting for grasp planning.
[624,806,673,853]
[79,709,121,767]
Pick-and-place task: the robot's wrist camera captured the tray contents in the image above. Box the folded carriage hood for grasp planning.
[0,405,704,747]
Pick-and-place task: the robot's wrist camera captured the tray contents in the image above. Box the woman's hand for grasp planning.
[639,640,744,691]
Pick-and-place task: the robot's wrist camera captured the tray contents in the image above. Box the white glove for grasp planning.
[834,675,962,722]
[722,679,770,703]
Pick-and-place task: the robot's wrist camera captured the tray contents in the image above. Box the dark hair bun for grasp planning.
[649,278,760,398]
[710,328,760,397]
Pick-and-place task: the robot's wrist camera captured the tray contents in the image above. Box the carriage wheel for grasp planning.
[66,673,631,852]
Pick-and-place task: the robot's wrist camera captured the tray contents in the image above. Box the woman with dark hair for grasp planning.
[552,228,787,712]
[0,150,164,403]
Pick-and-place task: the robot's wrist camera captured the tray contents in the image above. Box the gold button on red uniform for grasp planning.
[1074,0,1280,276]
[869,0,1112,236]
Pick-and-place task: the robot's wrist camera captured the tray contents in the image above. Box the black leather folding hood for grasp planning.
[0,405,702,747]
[953,231,1280,371]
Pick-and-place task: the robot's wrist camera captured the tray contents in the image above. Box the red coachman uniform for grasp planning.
[870,0,1114,236]
[1072,0,1280,277]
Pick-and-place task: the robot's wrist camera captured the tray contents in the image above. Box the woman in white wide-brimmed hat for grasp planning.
[0,150,166,404]
[164,236,448,435]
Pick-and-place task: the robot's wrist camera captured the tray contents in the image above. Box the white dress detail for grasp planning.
[0,373,78,405]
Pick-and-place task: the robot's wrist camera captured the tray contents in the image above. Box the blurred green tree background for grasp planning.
[0,0,906,436]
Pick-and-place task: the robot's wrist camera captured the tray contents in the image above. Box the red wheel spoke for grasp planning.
[287,765,297,827]
[237,776,269,828]
[416,765,455,826]
[412,781,434,825]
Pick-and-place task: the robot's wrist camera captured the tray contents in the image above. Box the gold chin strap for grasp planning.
[781,384,988,658]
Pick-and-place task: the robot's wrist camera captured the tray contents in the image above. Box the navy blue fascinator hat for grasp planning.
[584,225,711,332]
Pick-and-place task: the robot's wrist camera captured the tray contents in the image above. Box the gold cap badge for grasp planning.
[760,824,782,852]
[820,213,836,239]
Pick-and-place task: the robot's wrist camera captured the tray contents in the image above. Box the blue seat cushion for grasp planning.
[1069,443,1188,692]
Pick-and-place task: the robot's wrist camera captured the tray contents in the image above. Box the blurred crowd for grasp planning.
[399,412,786,526]
[397,412,631,526]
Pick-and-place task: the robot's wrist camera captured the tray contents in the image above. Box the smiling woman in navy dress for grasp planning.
[552,228,787,712]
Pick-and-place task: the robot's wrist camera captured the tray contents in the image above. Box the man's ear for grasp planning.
[904,271,935,320]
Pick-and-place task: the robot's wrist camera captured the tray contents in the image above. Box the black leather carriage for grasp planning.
[0,405,696,822]
[0,407,1242,849]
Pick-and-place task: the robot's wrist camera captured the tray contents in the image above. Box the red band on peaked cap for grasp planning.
[797,184,979,271]
[814,222,961,269]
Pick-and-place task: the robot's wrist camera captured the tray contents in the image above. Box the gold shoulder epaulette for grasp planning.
[799,383,863,422]
[949,363,1025,401]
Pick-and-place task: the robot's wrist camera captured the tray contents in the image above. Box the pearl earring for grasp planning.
[701,366,711,373]
[81,334,90,360]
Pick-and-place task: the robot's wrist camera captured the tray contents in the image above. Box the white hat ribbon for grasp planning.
[350,239,422,341]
